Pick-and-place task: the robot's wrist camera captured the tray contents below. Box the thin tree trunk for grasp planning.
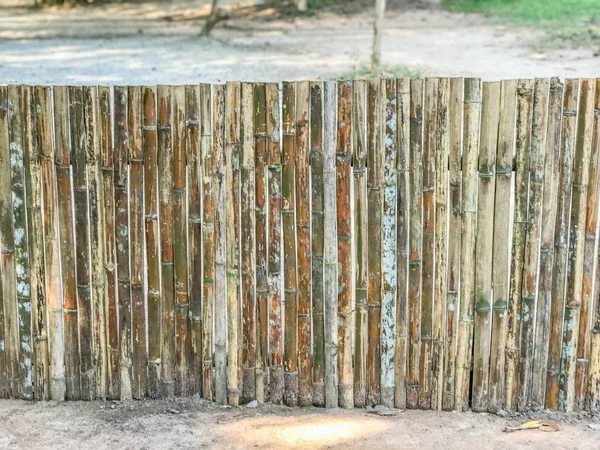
[371,0,387,72]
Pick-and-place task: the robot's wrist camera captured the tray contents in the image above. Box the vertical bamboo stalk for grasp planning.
[442,78,463,411]
[172,86,190,397]
[488,79,517,413]
[267,83,283,404]
[8,85,33,399]
[455,78,481,412]
[255,83,269,404]
[241,82,257,403]
[323,81,338,408]
[407,78,424,410]
[144,86,161,398]
[432,78,449,411]
[558,79,595,412]
[531,78,564,408]
[310,81,325,407]
[518,78,550,410]
[352,79,368,408]
[127,86,147,399]
[281,82,297,406]
[0,86,7,398]
[472,81,500,412]
[395,78,411,410]
[225,81,241,405]
[546,79,578,410]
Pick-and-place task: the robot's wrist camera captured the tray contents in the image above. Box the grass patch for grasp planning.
[336,63,421,80]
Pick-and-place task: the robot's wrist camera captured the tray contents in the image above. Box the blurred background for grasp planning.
[0,0,598,84]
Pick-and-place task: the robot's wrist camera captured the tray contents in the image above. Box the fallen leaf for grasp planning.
[504,420,559,433]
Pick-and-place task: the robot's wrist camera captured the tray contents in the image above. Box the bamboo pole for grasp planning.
[455,78,481,412]
[531,78,564,408]
[0,86,7,398]
[488,79,517,413]
[337,80,353,409]
[266,83,283,404]
[352,79,368,408]
[442,78,463,411]
[367,79,382,407]
[546,79,578,410]
[53,86,80,401]
[127,86,148,399]
[395,78,410,410]
[323,80,338,408]
[310,81,325,407]
[407,78,424,410]
[255,83,269,404]
[225,81,241,405]
[144,85,161,398]
[558,79,595,412]
[241,82,257,403]
[518,78,549,410]
[472,81,500,412]
[281,82,297,406]
[432,77,449,411]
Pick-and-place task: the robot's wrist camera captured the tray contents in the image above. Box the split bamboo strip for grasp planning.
[407,78,424,410]
[367,79,382,407]
[455,78,481,412]
[546,79,579,410]
[266,83,283,404]
[158,85,175,398]
[559,79,595,412]
[144,85,161,398]
[54,86,80,401]
[488,79,517,413]
[255,83,269,403]
[352,79,368,408]
[432,78,449,411]
[531,78,564,408]
[128,86,148,399]
[310,81,325,407]
[0,86,9,398]
[172,86,190,396]
[241,82,257,403]
[472,81,500,412]
[395,78,410,410]
[518,79,549,410]
[323,81,338,408]
[225,81,241,405]
[336,81,353,409]
[442,78,463,411]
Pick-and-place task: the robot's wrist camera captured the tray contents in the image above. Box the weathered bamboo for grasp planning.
[455,78,481,412]
[407,78,424,410]
[128,86,148,399]
[323,80,338,408]
[518,78,549,410]
[432,77,449,411]
[172,85,190,396]
[395,78,410,410]
[558,79,595,412]
[310,81,325,407]
[225,81,241,405]
[488,79,517,413]
[352,79,368,408]
[367,79,382,407]
[0,87,9,398]
[337,81,353,409]
[531,78,564,408]
[419,78,437,410]
[281,82,297,406]
[546,79,578,410]
[255,83,269,403]
[472,81,500,412]
[144,85,161,398]
[442,78,463,412]
[53,86,80,401]
[7,85,33,399]
[241,82,257,403]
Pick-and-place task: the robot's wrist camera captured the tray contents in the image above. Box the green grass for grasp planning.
[336,63,421,81]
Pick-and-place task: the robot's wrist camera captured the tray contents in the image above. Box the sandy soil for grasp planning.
[0,0,598,85]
